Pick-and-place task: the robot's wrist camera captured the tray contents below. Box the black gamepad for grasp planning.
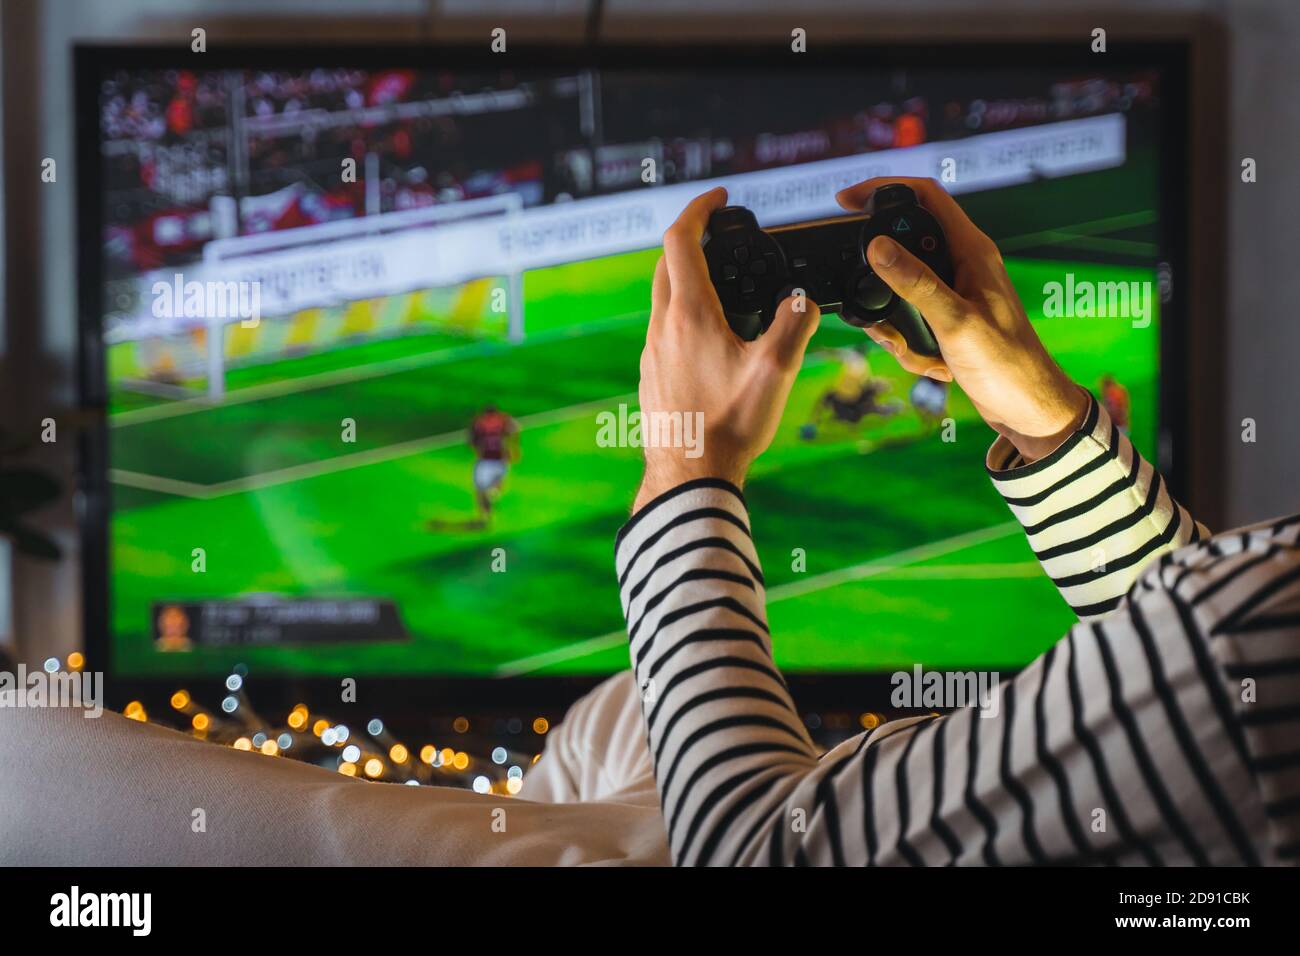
[701,184,954,357]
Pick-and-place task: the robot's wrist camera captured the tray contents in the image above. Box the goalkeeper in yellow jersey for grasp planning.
[799,344,902,441]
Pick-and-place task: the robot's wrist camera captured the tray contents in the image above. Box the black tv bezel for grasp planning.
[75,40,1192,715]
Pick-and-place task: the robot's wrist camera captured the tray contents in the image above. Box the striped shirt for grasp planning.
[615,396,1300,865]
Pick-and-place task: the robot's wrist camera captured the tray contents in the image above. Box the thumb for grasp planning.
[867,235,964,334]
[759,292,821,369]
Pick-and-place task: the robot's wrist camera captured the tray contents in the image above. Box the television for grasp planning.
[76,43,1189,709]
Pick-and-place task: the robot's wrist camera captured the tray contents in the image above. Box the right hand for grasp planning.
[634,187,821,512]
[837,177,1089,462]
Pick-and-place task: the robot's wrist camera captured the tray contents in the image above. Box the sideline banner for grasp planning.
[114,113,1125,336]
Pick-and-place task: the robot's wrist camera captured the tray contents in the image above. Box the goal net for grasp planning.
[107,193,526,403]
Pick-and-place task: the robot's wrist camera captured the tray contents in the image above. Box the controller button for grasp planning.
[733,244,750,264]
[854,273,894,312]
[740,277,756,295]
[890,216,912,235]
[722,264,739,280]
[791,256,808,270]
[750,259,768,276]
[873,184,916,209]
[920,235,937,252]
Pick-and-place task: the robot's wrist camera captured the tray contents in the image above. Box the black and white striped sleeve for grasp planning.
[615,473,1291,866]
[615,478,821,865]
[987,394,1208,620]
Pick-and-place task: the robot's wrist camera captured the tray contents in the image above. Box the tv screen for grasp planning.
[79,45,1183,683]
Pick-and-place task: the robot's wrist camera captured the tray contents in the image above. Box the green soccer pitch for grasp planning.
[106,184,1161,679]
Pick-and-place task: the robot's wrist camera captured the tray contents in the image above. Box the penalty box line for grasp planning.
[494,520,1025,677]
[109,390,641,501]
[107,209,1150,431]
[994,209,1157,254]
[109,309,651,429]
[107,341,851,500]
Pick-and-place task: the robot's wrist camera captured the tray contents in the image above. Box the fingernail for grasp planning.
[926,368,950,382]
[870,236,899,268]
[867,332,897,356]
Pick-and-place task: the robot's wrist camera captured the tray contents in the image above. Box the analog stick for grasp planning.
[852,272,894,313]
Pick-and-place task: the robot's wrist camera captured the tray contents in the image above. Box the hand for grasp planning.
[633,187,821,513]
[838,177,1089,462]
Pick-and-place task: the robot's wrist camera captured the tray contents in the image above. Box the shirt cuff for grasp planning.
[984,393,1106,493]
[614,477,758,613]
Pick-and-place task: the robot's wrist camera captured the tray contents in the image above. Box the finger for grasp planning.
[760,294,821,369]
[863,324,952,380]
[836,176,984,247]
[662,186,728,303]
[867,234,965,337]
[649,254,671,326]
[837,176,944,210]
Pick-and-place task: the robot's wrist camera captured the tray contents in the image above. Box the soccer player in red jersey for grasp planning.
[467,404,519,526]
[1099,374,1131,434]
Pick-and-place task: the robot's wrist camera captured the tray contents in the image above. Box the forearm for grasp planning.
[988,393,1209,619]
[614,473,1270,867]
[617,477,849,864]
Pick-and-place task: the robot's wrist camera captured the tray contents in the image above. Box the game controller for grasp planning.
[701,184,955,357]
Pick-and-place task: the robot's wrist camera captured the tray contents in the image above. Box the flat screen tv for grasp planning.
[75,42,1189,706]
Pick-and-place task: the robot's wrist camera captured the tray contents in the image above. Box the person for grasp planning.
[1099,373,1131,434]
[908,373,949,430]
[468,404,519,526]
[799,345,901,441]
[5,182,1295,870]
[622,178,1299,865]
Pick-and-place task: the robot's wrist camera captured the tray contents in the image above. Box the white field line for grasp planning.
[863,561,1042,579]
[110,391,639,500]
[495,521,1024,676]
[994,209,1156,254]
[109,309,650,429]
[107,469,212,498]
[110,209,1149,432]
[106,340,849,500]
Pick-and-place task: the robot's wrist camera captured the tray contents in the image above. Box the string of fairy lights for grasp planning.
[45,655,548,795]
[43,654,895,782]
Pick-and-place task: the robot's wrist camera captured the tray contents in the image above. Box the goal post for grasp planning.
[107,193,527,404]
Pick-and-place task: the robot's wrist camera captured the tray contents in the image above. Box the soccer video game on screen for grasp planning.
[97,61,1162,678]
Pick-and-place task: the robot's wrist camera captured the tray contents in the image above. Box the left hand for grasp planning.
[837,177,1089,462]
[633,187,821,513]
